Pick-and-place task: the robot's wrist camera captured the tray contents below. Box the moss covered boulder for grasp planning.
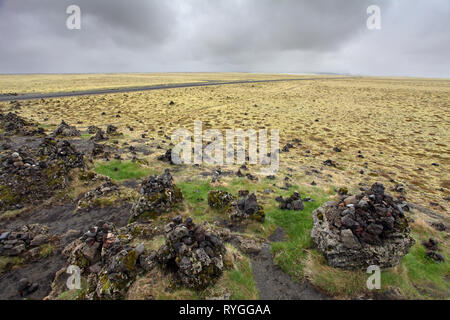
[208,190,235,211]
[129,169,183,222]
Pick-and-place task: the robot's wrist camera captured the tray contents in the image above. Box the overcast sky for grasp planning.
[0,0,448,77]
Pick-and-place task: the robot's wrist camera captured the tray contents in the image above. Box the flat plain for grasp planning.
[0,73,448,299]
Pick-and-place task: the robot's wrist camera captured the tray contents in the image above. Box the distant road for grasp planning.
[0,76,355,102]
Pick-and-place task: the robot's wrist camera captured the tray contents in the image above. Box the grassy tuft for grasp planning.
[94,160,153,181]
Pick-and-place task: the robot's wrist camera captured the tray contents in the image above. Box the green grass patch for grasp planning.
[178,180,214,205]
[94,160,153,181]
[268,186,329,278]
[268,184,450,299]
[381,232,450,299]
[204,244,258,300]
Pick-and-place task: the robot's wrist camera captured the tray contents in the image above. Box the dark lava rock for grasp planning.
[106,125,118,135]
[229,193,265,222]
[1,139,85,211]
[0,112,45,136]
[278,192,304,211]
[87,126,101,134]
[425,251,445,263]
[90,128,108,142]
[55,222,153,299]
[52,120,80,137]
[311,183,415,269]
[323,159,337,167]
[130,169,183,222]
[430,222,446,232]
[157,149,175,164]
[157,216,226,290]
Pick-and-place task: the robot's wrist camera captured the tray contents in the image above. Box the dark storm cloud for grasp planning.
[0,0,448,76]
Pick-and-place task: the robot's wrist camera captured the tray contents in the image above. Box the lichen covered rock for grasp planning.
[311,183,415,269]
[157,216,226,290]
[130,169,183,222]
[208,190,235,211]
[60,222,155,300]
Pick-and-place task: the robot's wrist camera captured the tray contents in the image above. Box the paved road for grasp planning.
[0,76,355,102]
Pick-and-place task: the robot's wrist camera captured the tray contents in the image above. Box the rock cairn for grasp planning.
[52,120,81,137]
[0,112,44,136]
[1,139,85,211]
[38,138,85,169]
[62,222,153,299]
[208,190,265,223]
[0,224,51,259]
[231,193,265,222]
[276,191,304,211]
[311,183,415,269]
[76,181,120,211]
[207,190,234,211]
[422,238,445,263]
[157,216,226,290]
[130,169,183,222]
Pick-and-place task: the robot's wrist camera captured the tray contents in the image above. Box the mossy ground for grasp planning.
[94,160,154,181]
[0,74,448,300]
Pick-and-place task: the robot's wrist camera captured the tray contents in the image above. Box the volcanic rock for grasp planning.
[229,193,265,222]
[0,112,45,136]
[157,216,226,290]
[208,190,235,211]
[311,183,415,269]
[53,120,80,137]
[130,169,183,222]
[278,192,304,211]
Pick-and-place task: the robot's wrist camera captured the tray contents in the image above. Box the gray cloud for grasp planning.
[0,0,448,76]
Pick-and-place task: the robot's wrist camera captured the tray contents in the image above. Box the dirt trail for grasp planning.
[251,228,327,300]
[0,203,131,235]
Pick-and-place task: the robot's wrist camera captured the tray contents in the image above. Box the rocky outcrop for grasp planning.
[157,216,226,290]
[129,169,183,222]
[311,183,415,269]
